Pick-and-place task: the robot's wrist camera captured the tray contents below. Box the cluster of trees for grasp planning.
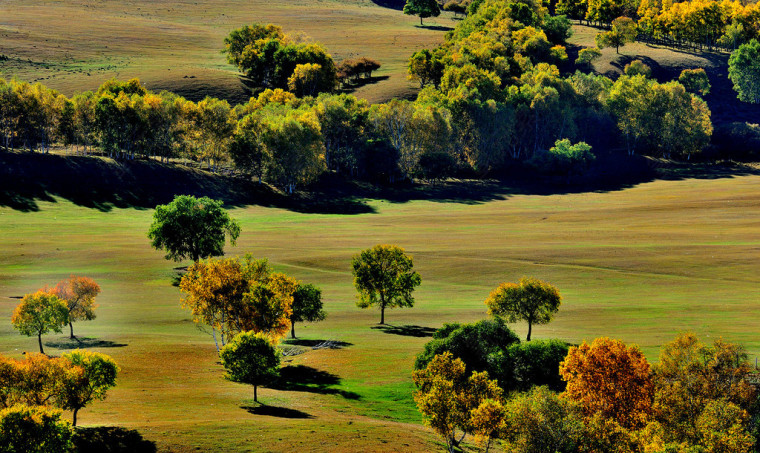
[0,350,119,451]
[11,277,101,354]
[415,332,760,452]
[557,0,760,50]
[336,57,382,87]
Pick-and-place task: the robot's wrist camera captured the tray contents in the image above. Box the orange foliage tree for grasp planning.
[559,337,654,430]
[51,276,101,339]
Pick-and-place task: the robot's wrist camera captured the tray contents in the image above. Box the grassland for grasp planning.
[0,0,456,104]
[2,153,760,451]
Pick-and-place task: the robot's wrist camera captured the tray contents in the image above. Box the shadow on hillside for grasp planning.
[73,427,157,453]
[371,324,436,337]
[45,336,128,349]
[242,403,313,419]
[269,365,361,400]
[3,149,760,215]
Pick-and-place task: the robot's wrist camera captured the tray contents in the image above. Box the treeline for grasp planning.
[0,0,746,194]
[557,0,760,50]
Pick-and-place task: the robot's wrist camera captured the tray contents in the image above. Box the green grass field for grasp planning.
[0,0,456,104]
[2,157,760,451]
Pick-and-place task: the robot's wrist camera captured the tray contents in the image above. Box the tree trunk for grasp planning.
[380,304,385,325]
[254,385,258,402]
[69,321,75,339]
[73,408,79,427]
[420,17,423,26]
[291,322,296,339]
[38,333,44,354]
[526,321,532,341]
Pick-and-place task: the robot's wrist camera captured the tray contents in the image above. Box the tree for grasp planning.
[234,272,296,339]
[50,276,100,339]
[0,405,73,453]
[560,337,654,430]
[55,350,119,426]
[287,63,328,97]
[289,283,326,339]
[11,291,69,354]
[652,333,756,446]
[351,244,422,324]
[595,16,637,54]
[229,114,270,184]
[408,49,445,88]
[148,195,241,262]
[502,386,586,453]
[485,277,561,341]
[728,39,760,104]
[679,68,711,96]
[219,331,281,402]
[575,47,602,67]
[624,60,652,77]
[528,139,595,179]
[404,0,441,26]
[413,352,503,453]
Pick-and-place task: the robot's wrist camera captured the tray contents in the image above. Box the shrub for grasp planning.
[0,404,74,453]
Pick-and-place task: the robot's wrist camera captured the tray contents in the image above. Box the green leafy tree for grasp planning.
[147,195,241,262]
[229,114,270,184]
[728,39,760,104]
[485,277,561,341]
[0,405,74,453]
[56,350,119,426]
[595,16,637,54]
[289,283,326,339]
[351,244,422,324]
[219,331,281,402]
[11,291,69,354]
[528,139,595,178]
[404,0,441,26]
[575,47,602,67]
[624,60,652,77]
[408,49,445,88]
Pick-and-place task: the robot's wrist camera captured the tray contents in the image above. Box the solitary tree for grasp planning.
[289,283,326,339]
[51,276,100,339]
[484,277,561,341]
[220,331,281,402]
[404,0,441,26]
[595,16,637,53]
[11,291,69,354]
[352,244,422,324]
[728,39,760,104]
[148,195,241,262]
[56,350,119,426]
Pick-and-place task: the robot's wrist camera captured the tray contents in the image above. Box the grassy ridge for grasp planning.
[0,0,456,104]
[2,153,760,451]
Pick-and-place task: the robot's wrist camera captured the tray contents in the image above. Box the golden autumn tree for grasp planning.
[652,333,757,447]
[412,352,503,453]
[559,337,654,430]
[51,276,101,339]
[11,292,69,355]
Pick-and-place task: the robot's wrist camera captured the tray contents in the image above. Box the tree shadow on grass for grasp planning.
[283,339,353,348]
[371,324,437,337]
[45,337,128,349]
[73,426,156,453]
[269,365,361,400]
[415,24,455,32]
[241,403,313,419]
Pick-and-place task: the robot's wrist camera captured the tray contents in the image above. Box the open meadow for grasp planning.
[0,0,456,104]
[2,159,760,451]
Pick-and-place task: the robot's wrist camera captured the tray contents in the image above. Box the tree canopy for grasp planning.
[290,283,326,339]
[56,350,119,426]
[729,39,760,104]
[351,244,422,324]
[0,404,74,453]
[11,291,69,354]
[485,276,561,341]
[219,331,281,402]
[50,276,100,339]
[404,0,442,26]
[148,195,241,262]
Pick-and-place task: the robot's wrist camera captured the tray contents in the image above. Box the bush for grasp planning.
[0,405,74,453]
[575,47,602,67]
[679,68,710,96]
[624,60,652,77]
[543,15,573,44]
[712,122,760,159]
[417,151,456,182]
[529,139,595,177]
